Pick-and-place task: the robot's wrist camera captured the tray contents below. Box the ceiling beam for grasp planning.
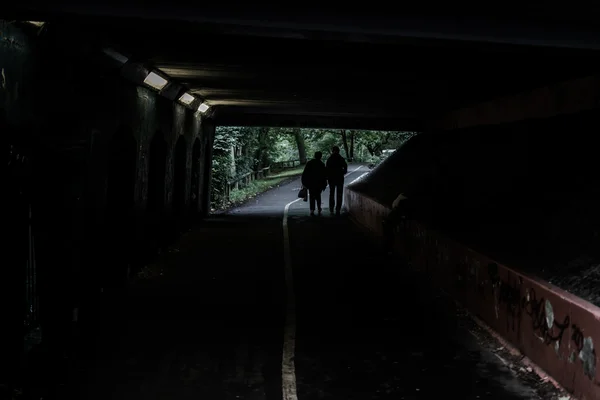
[8,4,600,50]
[214,111,424,131]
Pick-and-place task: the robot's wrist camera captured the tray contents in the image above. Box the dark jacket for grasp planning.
[301,159,327,190]
[326,153,348,184]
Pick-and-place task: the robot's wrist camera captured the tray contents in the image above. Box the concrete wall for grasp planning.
[3,20,216,363]
[432,74,600,130]
[345,188,600,400]
[345,86,600,399]
[354,109,600,265]
[3,20,41,387]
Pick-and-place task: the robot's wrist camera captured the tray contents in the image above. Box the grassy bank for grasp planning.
[229,166,303,204]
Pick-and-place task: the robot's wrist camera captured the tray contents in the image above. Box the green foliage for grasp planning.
[211,126,296,208]
[301,129,418,162]
[210,126,420,210]
[211,126,253,205]
[228,167,304,205]
[268,128,305,162]
[271,133,298,162]
[303,129,340,159]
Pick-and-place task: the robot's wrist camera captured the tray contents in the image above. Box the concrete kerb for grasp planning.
[344,186,600,400]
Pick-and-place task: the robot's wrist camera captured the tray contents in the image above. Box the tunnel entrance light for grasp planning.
[198,102,210,113]
[103,48,128,64]
[178,92,195,105]
[143,71,168,91]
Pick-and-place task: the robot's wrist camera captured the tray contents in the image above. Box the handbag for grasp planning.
[298,187,308,201]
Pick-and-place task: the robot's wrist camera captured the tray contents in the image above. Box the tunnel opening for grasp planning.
[172,135,187,222]
[209,126,418,211]
[190,137,201,218]
[105,125,137,287]
[146,130,168,252]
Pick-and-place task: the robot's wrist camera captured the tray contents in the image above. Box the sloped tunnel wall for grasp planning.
[347,107,600,400]
[353,109,600,277]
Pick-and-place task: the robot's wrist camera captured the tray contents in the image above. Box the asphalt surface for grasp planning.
[66,164,545,399]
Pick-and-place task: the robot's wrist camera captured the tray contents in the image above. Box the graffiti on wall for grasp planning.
[410,225,598,383]
[572,324,597,379]
[488,263,522,333]
[485,263,596,381]
[521,287,570,347]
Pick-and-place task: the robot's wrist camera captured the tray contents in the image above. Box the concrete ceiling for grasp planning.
[11,4,600,129]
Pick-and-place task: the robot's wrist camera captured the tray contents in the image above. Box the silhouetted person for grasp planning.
[301,151,327,216]
[326,146,348,215]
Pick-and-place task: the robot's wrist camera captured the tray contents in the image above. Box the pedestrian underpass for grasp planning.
[43,167,567,399]
[5,7,600,400]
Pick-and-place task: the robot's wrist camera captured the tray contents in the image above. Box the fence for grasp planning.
[225,166,271,199]
[271,159,300,170]
[223,159,302,200]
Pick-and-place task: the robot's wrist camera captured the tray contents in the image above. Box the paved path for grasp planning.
[67,164,554,400]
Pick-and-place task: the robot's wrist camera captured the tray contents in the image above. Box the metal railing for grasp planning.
[271,159,300,170]
[225,166,271,199]
[223,159,302,200]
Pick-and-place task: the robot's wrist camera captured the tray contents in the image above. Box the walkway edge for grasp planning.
[282,198,301,400]
[280,164,362,400]
[344,187,600,400]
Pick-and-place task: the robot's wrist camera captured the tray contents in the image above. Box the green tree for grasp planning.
[354,130,418,157]
[211,126,299,208]
[302,129,343,159]
[268,127,308,163]
[292,128,307,164]
[301,129,418,162]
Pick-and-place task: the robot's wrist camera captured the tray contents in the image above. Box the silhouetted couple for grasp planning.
[301,146,348,216]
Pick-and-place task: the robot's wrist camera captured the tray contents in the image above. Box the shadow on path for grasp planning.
[70,215,285,400]
[289,215,539,399]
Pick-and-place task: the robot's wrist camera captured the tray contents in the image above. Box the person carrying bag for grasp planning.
[298,186,308,202]
[301,152,327,215]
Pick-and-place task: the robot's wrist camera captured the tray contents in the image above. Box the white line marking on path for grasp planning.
[282,197,301,400]
[345,165,363,178]
[280,164,363,400]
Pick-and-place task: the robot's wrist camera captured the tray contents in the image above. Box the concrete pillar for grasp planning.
[200,118,216,217]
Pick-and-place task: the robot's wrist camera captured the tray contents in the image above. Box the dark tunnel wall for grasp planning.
[3,20,216,368]
[353,109,600,265]
[31,30,210,287]
[4,20,48,379]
